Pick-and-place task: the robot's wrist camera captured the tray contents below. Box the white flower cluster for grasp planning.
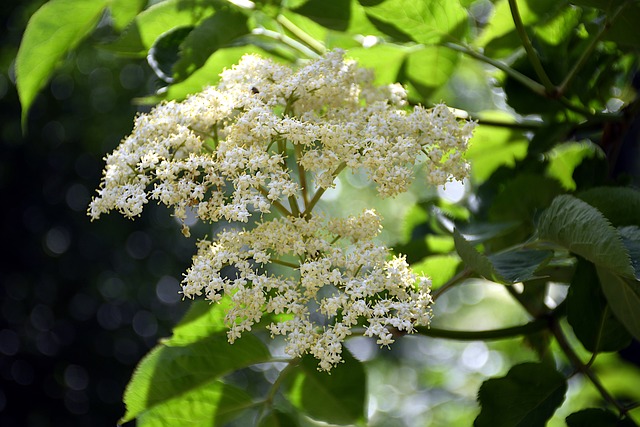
[89,50,474,370]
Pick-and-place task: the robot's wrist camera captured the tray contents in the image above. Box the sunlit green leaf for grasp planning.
[121,333,270,423]
[109,0,146,31]
[545,141,602,190]
[537,195,636,279]
[465,114,528,183]
[173,9,249,81]
[137,382,253,426]
[567,258,632,352]
[411,254,460,288]
[401,45,459,100]
[286,351,366,425]
[16,0,109,124]
[361,0,468,44]
[165,299,230,347]
[597,267,640,342]
[475,362,567,427]
[347,44,407,85]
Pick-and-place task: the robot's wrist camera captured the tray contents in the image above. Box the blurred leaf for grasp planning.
[411,254,460,288]
[399,203,429,244]
[16,0,109,125]
[347,44,407,85]
[601,2,640,48]
[475,362,567,427]
[545,141,601,191]
[534,5,582,46]
[105,0,216,57]
[567,258,632,352]
[578,186,640,227]
[597,267,640,342]
[566,408,637,427]
[537,195,636,279]
[109,0,147,31]
[465,115,528,183]
[121,333,270,423]
[489,174,563,223]
[453,229,551,284]
[361,0,468,44]
[456,221,520,244]
[401,45,460,100]
[259,409,300,427]
[476,0,568,57]
[287,351,366,425]
[148,26,195,82]
[173,9,249,81]
[136,381,253,426]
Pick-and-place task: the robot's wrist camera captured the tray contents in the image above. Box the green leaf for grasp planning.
[109,0,146,31]
[165,299,230,346]
[465,113,528,183]
[597,267,640,342]
[489,174,563,224]
[475,362,567,427]
[602,2,640,48]
[412,254,461,288]
[578,187,640,227]
[453,229,551,284]
[545,141,602,191]
[292,0,352,31]
[362,0,468,44]
[488,250,553,284]
[258,409,300,427]
[537,195,636,279]
[173,9,249,81]
[105,0,216,57]
[16,0,109,124]
[137,381,253,427]
[347,44,407,86]
[287,351,366,425]
[566,408,637,427]
[148,26,195,82]
[121,333,270,423]
[456,221,520,244]
[401,45,460,100]
[567,258,632,352]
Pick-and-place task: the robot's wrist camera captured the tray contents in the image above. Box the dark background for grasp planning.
[1,2,195,425]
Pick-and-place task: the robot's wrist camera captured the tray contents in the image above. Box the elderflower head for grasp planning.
[89,49,475,370]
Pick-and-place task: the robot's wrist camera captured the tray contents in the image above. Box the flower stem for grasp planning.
[277,14,326,55]
[415,318,548,340]
[303,162,347,217]
[270,258,300,269]
[251,28,319,59]
[257,186,293,217]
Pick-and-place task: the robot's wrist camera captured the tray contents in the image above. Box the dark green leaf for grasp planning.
[454,228,502,282]
[121,333,270,423]
[453,229,551,284]
[258,409,300,427]
[566,408,637,427]
[489,174,563,224]
[148,26,195,82]
[137,382,253,426]
[488,250,553,284]
[105,0,216,57]
[537,195,636,279]
[597,267,640,342]
[578,187,640,227]
[456,221,521,244]
[173,9,249,81]
[620,226,640,279]
[16,0,109,124]
[293,0,352,31]
[287,350,366,425]
[567,258,632,352]
[546,141,602,191]
[475,362,567,427]
[109,0,147,31]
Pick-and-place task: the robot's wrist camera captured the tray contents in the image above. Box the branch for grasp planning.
[415,318,548,341]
